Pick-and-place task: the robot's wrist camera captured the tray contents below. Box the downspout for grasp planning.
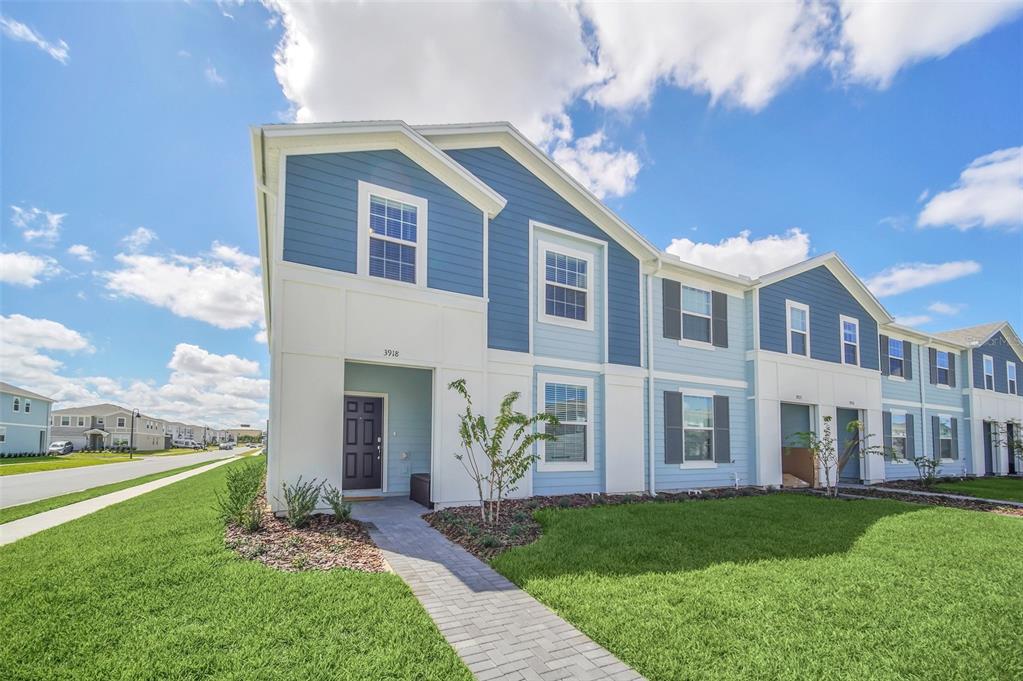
[646,257,662,496]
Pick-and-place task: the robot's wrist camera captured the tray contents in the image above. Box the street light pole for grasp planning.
[129,408,140,460]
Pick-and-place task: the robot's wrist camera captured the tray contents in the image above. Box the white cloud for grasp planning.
[0,314,267,426]
[204,63,226,86]
[101,242,263,330]
[0,251,59,286]
[10,204,65,244]
[254,327,268,344]
[0,15,69,64]
[927,301,964,316]
[835,1,1023,87]
[665,228,810,278]
[584,1,829,111]
[177,49,191,58]
[67,244,95,262]
[917,147,1023,231]
[894,314,933,327]
[121,226,157,252]
[865,260,981,297]
[550,130,641,200]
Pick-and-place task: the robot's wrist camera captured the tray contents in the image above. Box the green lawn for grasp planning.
[0,458,224,524]
[0,451,136,475]
[932,476,1023,503]
[493,494,1023,681]
[0,457,469,681]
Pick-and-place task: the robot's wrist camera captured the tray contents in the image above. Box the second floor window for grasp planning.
[841,316,859,366]
[1009,362,1018,394]
[12,398,19,412]
[889,339,905,377]
[983,355,994,390]
[368,195,418,284]
[787,301,809,356]
[544,249,588,323]
[78,416,85,427]
[60,416,70,426]
[24,399,31,413]
[117,417,126,428]
[682,286,712,343]
[936,351,950,385]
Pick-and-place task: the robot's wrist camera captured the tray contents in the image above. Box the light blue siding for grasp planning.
[652,279,746,380]
[759,266,880,370]
[0,392,51,455]
[971,331,1022,394]
[446,147,642,365]
[284,150,485,297]
[883,404,969,480]
[344,362,432,494]
[532,366,604,495]
[653,380,751,490]
[533,228,604,364]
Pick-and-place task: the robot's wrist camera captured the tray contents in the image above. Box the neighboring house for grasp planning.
[227,427,263,442]
[251,120,1023,509]
[0,382,55,455]
[51,404,166,451]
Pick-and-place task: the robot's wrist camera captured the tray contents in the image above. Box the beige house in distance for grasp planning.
[51,404,166,451]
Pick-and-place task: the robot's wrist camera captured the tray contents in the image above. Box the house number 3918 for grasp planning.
[384,348,400,358]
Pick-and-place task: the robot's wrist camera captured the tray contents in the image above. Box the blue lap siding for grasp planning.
[971,331,1022,394]
[445,147,642,366]
[283,150,485,297]
[759,265,880,370]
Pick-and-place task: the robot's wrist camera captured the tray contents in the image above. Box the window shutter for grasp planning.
[882,411,893,460]
[711,291,728,348]
[905,413,915,458]
[948,354,956,387]
[713,395,730,463]
[879,335,890,376]
[664,392,683,464]
[903,341,913,380]
[929,348,938,385]
[662,279,681,341]
[931,415,940,461]
[951,418,959,459]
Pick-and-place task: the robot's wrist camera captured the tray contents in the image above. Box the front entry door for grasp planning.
[983,421,994,475]
[343,396,383,490]
[837,408,861,483]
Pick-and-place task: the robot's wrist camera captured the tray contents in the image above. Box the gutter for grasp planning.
[645,257,662,496]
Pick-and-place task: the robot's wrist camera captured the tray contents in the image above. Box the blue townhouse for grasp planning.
[251,120,1023,509]
[0,382,55,456]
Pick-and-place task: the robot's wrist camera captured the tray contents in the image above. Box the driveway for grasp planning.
[0,448,256,508]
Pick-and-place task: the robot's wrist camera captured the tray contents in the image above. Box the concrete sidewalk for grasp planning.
[0,456,239,546]
[839,483,1023,508]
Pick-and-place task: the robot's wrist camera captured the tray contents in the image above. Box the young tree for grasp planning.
[787,416,886,497]
[448,379,559,524]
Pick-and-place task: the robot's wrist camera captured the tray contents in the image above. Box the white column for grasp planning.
[757,399,782,487]
[861,407,885,484]
[604,370,646,494]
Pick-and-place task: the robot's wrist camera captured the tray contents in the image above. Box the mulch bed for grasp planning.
[877,477,975,493]
[424,487,771,561]
[225,502,387,573]
[838,486,1023,518]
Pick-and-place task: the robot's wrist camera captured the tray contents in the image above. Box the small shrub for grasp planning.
[506,523,525,538]
[278,476,323,528]
[557,496,573,508]
[479,534,502,549]
[215,459,265,528]
[321,484,352,521]
[511,509,530,523]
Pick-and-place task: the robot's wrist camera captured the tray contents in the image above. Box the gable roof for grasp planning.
[934,321,1023,359]
[752,252,894,323]
[0,382,54,402]
[416,122,661,262]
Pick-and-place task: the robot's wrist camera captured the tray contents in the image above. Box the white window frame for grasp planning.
[679,285,714,347]
[890,410,908,460]
[23,399,31,413]
[935,350,950,386]
[60,415,70,426]
[1008,361,1017,394]
[537,240,595,331]
[679,388,717,469]
[888,338,906,379]
[840,315,860,366]
[983,354,995,390]
[77,416,85,427]
[937,414,954,461]
[356,180,428,288]
[117,416,126,428]
[12,398,19,412]
[785,300,810,357]
[537,373,595,472]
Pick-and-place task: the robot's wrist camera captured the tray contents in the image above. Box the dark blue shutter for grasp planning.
[664,392,683,464]
[713,395,730,463]
[905,413,915,458]
[903,341,913,381]
[951,418,959,459]
[931,415,940,461]
[929,348,938,385]
[662,279,681,341]
[948,353,956,387]
[879,335,890,376]
[711,291,728,348]
[883,411,893,460]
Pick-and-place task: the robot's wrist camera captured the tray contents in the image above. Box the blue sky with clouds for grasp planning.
[1,1,1021,426]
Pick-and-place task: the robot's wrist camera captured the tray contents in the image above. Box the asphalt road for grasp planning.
[0,447,257,509]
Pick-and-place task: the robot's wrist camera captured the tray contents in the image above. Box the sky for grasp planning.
[1,1,1021,428]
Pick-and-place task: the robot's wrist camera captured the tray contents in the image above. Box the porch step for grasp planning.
[783,473,810,488]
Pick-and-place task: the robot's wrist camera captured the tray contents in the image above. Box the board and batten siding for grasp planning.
[445,147,642,366]
[971,331,1022,394]
[531,366,605,495]
[343,362,432,495]
[283,150,485,297]
[759,266,880,370]
[532,228,604,364]
[652,279,747,380]
[653,380,752,490]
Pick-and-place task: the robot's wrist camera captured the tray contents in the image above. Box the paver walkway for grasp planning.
[353,498,644,681]
[0,456,239,545]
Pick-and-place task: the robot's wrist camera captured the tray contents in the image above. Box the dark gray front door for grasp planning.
[343,396,383,489]
[1009,424,1017,475]
[837,408,861,483]
[983,421,994,475]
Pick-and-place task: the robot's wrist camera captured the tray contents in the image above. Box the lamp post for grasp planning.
[129,408,140,460]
